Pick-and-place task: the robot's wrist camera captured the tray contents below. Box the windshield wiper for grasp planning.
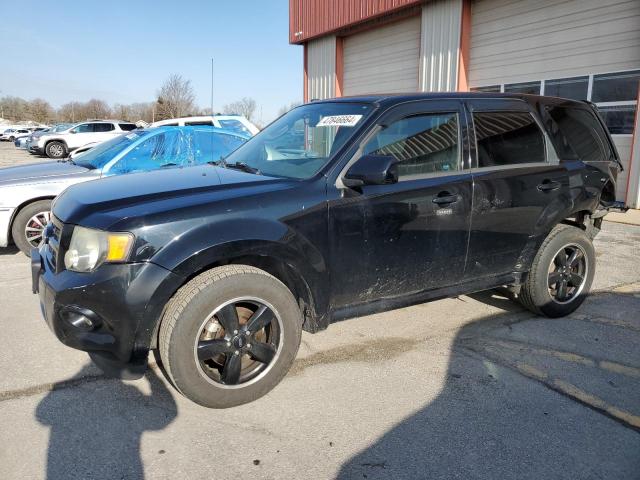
[225,162,261,175]
[57,158,76,166]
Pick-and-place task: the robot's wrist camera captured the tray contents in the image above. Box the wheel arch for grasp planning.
[8,196,56,244]
[145,241,328,352]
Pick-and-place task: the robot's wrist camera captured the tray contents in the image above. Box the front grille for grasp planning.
[47,216,63,272]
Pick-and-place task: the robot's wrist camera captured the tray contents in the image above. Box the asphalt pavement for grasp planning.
[0,142,638,479]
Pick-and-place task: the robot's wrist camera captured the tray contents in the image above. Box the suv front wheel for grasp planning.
[45,141,67,159]
[158,265,302,408]
[519,224,595,317]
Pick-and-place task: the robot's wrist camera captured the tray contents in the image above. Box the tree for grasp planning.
[27,99,55,124]
[84,99,111,120]
[223,97,257,121]
[57,102,82,123]
[277,101,302,117]
[155,74,196,120]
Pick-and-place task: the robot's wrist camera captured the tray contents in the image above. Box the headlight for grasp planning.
[63,226,134,272]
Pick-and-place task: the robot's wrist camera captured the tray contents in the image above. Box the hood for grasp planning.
[0,161,89,187]
[53,164,295,229]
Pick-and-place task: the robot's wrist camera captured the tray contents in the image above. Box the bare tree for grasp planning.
[156,74,196,120]
[223,97,257,121]
[277,101,302,117]
[83,99,111,119]
[26,99,55,124]
[0,96,29,121]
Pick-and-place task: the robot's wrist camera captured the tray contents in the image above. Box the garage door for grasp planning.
[343,16,421,96]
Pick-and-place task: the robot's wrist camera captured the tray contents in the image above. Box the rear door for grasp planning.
[329,100,473,307]
[464,99,570,279]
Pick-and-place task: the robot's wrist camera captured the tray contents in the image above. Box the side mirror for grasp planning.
[343,154,398,187]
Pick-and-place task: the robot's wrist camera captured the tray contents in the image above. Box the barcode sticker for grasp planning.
[317,115,363,127]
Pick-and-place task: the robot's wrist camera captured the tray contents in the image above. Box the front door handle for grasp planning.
[537,180,561,192]
[432,192,459,205]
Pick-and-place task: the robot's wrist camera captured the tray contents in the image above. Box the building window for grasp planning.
[591,70,640,103]
[471,70,639,135]
[504,81,541,95]
[596,105,637,135]
[471,85,500,93]
[544,76,589,100]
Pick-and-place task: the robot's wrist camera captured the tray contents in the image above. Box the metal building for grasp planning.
[289,0,640,207]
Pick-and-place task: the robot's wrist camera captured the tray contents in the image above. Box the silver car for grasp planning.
[0,126,250,255]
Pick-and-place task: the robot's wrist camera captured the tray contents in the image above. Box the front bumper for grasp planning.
[32,244,183,377]
[0,208,15,247]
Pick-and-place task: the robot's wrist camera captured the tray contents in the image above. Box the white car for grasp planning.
[1,129,31,142]
[35,120,137,159]
[151,115,259,135]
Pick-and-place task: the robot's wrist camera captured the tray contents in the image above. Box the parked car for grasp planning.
[27,124,72,154]
[1,128,30,142]
[14,137,30,149]
[152,115,260,136]
[0,126,249,255]
[34,120,137,159]
[31,93,627,408]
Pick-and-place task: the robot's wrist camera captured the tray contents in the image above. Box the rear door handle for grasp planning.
[432,192,459,205]
[537,180,561,192]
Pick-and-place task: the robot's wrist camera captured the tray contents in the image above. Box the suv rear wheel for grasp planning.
[158,265,302,408]
[519,224,595,317]
[45,141,67,159]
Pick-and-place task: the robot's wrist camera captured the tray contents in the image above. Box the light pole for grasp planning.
[210,57,214,115]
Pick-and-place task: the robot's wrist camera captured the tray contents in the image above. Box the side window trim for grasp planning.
[466,103,554,171]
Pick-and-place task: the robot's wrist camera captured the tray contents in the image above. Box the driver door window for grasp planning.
[362,113,460,180]
[72,124,93,134]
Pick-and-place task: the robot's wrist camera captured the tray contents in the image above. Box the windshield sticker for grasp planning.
[317,114,363,127]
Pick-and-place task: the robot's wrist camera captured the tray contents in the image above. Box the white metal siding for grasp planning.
[419,0,462,92]
[469,0,640,86]
[307,36,336,100]
[626,110,640,208]
[343,16,421,95]
[613,135,634,204]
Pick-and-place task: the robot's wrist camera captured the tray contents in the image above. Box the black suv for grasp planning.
[32,93,626,408]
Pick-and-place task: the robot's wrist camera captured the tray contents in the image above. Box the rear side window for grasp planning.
[473,112,545,167]
[363,113,460,180]
[119,123,137,131]
[218,119,251,135]
[545,106,613,162]
[185,120,213,126]
[93,123,115,132]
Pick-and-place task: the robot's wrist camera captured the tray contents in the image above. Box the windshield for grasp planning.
[222,102,374,179]
[73,131,147,169]
[52,124,72,132]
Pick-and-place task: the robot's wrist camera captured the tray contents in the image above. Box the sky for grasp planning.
[0,0,302,123]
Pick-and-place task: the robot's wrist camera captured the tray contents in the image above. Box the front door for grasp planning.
[329,100,473,308]
[464,99,571,279]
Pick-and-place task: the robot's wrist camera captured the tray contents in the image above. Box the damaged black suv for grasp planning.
[32,93,626,408]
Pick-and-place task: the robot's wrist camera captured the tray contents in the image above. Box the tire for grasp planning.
[9,136,15,142]
[45,141,67,159]
[519,224,595,317]
[11,199,52,257]
[158,265,302,408]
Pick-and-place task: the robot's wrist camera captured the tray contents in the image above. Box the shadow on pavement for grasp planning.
[337,290,640,480]
[0,246,21,256]
[35,364,177,480]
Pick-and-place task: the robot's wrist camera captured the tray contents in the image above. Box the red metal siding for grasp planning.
[290,0,424,44]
